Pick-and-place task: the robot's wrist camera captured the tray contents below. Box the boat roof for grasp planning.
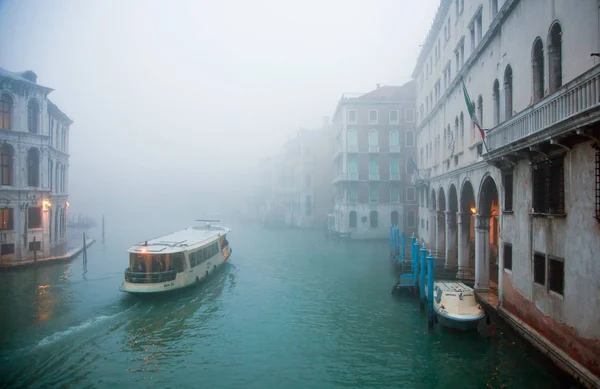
[127,223,231,254]
[435,281,473,293]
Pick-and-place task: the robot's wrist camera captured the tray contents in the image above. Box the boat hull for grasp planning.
[121,249,230,295]
[435,308,484,331]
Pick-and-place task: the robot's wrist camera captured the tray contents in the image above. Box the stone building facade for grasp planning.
[0,68,71,263]
[331,82,418,239]
[413,0,600,384]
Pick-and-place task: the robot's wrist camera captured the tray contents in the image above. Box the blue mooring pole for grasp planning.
[412,238,419,297]
[393,226,399,260]
[427,252,435,328]
[419,245,427,307]
[389,225,393,255]
[401,232,406,262]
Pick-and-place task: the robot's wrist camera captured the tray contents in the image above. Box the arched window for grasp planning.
[390,210,399,226]
[370,210,378,228]
[28,100,39,134]
[532,38,545,102]
[0,144,14,186]
[454,116,459,149]
[347,129,357,146]
[492,79,500,125]
[548,21,562,93]
[0,94,12,130]
[369,129,378,146]
[27,148,40,187]
[349,211,357,228]
[389,129,399,147]
[504,65,513,120]
[406,130,415,147]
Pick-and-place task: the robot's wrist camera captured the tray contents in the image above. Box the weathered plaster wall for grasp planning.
[502,141,600,377]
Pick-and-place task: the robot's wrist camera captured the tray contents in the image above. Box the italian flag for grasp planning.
[461,79,488,151]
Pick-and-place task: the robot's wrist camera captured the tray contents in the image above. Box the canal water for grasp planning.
[0,218,574,389]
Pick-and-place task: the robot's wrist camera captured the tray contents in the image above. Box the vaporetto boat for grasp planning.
[120,220,232,294]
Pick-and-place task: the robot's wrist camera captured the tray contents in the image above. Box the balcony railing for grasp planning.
[333,173,359,183]
[368,173,380,181]
[369,145,379,153]
[348,145,359,153]
[390,173,402,181]
[124,269,177,284]
[486,64,600,152]
[389,145,401,153]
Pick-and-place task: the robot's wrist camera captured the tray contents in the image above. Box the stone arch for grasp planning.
[27,147,40,187]
[436,186,447,257]
[448,183,458,213]
[476,174,500,290]
[0,143,15,186]
[548,20,562,93]
[458,179,476,277]
[430,188,436,211]
[532,37,545,102]
[27,99,40,134]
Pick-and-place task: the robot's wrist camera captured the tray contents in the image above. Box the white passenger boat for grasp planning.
[433,281,485,331]
[120,220,232,294]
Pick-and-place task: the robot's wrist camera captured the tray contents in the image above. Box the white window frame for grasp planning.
[368,110,378,124]
[389,110,399,124]
[369,185,379,203]
[405,130,415,147]
[406,187,416,202]
[390,187,400,203]
[405,109,415,122]
[347,109,357,124]
[407,210,417,228]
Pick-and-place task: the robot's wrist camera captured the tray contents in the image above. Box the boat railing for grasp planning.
[124,269,177,284]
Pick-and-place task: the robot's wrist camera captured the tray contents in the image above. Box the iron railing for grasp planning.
[486,64,600,151]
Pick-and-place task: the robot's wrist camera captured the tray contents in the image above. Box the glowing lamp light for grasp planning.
[42,200,52,211]
[470,207,476,214]
[65,201,70,209]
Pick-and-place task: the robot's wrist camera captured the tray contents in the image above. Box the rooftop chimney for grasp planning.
[19,70,37,84]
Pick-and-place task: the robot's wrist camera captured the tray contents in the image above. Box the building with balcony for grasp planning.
[413,0,600,384]
[331,82,417,239]
[0,67,72,264]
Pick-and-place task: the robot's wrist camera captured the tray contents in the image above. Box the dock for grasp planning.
[0,238,96,270]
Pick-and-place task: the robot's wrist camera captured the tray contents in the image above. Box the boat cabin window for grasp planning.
[189,242,220,268]
[129,252,186,273]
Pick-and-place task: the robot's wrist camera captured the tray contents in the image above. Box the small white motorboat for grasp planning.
[432,281,485,330]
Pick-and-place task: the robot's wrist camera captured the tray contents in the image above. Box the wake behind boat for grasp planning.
[120,220,232,294]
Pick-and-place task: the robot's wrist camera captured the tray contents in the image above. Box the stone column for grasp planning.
[456,212,470,278]
[429,210,436,251]
[474,214,490,291]
[436,210,445,258]
[445,211,457,267]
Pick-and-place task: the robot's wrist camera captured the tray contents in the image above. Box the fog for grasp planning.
[0,0,437,225]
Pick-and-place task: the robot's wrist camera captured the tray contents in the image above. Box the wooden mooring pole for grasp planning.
[82,232,88,264]
[33,236,37,265]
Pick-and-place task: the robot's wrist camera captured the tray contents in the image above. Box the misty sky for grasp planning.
[0,0,437,220]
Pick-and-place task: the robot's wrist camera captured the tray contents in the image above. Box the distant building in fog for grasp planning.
[257,119,334,228]
[0,67,72,263]
[331,82,417,239]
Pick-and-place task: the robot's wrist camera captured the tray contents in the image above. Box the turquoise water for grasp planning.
[0,221,573,388]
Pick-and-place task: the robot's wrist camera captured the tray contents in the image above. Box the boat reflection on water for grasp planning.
[120,262,235,375]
